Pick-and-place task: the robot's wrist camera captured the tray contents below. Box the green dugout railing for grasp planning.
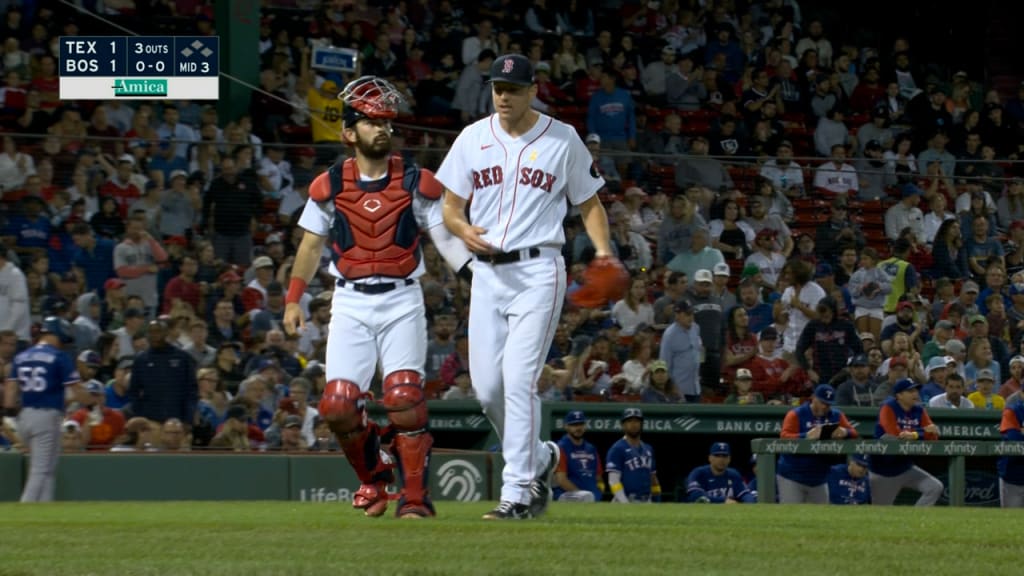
[750,438,1024,506]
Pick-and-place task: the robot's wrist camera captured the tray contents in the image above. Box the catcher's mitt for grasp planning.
[569,256,630,308]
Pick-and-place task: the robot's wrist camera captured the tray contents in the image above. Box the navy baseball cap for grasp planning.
[85,380,104,395]
[710,442,731,456]
[621,407,644,422]
[77,350,101,366]
[565,410,587,425]
[489,54,534,86]
[851,454,870,467]
[892,378,921,395]
[848,354,869,367]
[813,384,836,404]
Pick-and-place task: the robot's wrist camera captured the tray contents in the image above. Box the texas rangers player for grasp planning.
[3,317,85,502]
[998,399,1024,507]
[870,378,943,506]
[554,410,604,502]
[606,408,661,503]
[827,454,872,505]
[436,53,618,520]
[282,76,473,519]
[685,442,756,503]
[777,384,858,504]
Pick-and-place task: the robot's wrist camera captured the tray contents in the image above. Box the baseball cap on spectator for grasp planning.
[302,361,325,378]
[77,350,101,366]
[977,369,995,382]
[673,300,693,313]
[565,410,587,425]
[118,153,135,165]
[694,269,713,283]
[60,271,77,283]
[219,271,242,283]
[169,169,187,181]
[813,384,835,404]
[166,236,187,247]
[621,407,643,422]
[775,140,792,151]
[935,319,955,330]
[266,281,284,296]
[225,404,248,422]
[117,356,135,370]
[320,80,338,93]
[892,378,920,395]
[218,341,242,352]
[736,368,752,379]
[851,454,870,467]
[1011,355,1024,367]
[865,139,883,152]
[535,61,551,74]
[962,281,980,294]
[849,354,868,367]
[814,263,833,278]
[759,326,778,341]
[969,314,987,325]
[252,256,274,269]
[63,419,81,432]
[254,357,279,372]
[889,356,908,369]
[901,183,923,198]
[713,262,730,277]
[85,380,104,395]
[944,355,956,366]
[742,264,762,279]
[624,186,647,199]
[124,308,144,319]
[945,339,966,355]
[859,332,876,343]
[710,442,731,456]
[265,232,283,245]
[649,359,668,372]
[283,415,302,429]
[896,301,913,313]
[926,356,948,376]
[488,54,534,86]
[278,398,299,415]
[585,133,601,145]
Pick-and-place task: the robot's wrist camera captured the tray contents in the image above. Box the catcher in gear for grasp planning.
[283,76,473,519]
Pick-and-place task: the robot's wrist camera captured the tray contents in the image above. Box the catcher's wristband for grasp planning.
[286,278,307,304]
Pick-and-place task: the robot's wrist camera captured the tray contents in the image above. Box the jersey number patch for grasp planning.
[18,366,49,392]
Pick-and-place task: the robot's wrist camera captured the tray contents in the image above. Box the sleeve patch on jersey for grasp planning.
[417,169,443,200]
[590,162,600,179]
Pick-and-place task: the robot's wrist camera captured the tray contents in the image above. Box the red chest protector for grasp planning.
[309,155,439,280]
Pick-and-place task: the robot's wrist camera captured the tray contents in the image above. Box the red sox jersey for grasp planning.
[435,113,605,252]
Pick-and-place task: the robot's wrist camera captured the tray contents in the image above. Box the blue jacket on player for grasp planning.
[871,396,937,476]
[685,464,755,503]
[998,401,1024,485]
[11,343,79,411]
[554,434,603,502]
[778,402,858,486]
[827,463,871,505]
[606,438,657,502]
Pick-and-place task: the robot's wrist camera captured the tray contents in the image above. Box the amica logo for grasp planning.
[112,79,168,97]
[436,459,482,501]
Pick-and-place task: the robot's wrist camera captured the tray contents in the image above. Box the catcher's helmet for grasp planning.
[339,75,404,128]
[40,316,74,344]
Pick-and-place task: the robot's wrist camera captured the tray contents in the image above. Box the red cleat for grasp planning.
[353,482,389,517]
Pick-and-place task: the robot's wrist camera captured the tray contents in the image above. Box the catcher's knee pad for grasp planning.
[382,370,428,432]
[318,379,367,436]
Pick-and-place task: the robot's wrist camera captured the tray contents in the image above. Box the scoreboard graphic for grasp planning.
[59,36,219,100]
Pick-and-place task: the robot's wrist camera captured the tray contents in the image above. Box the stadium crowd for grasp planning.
[0,0,1023,472]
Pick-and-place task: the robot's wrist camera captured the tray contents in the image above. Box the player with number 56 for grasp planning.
[3,317,88,502]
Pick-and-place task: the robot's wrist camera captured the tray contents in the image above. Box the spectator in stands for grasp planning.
[1000,356,1024,399]
[813,143,858,197]
[658,194,707,265]
[835,354,884,407]
[665,54,706,111]
[452,49,495,124]
[608,204,653,272]
[69,380,125,450]
[965,214,1006,280]
[128,320,198,426]
[759,141,805,198]
[611,278,654,338]
[919,356,951,404]
[777,258,827,356]
[917,131,956,177]
[0,134,35,192]
[461,19,497,66]
[114,213,167,318]
[928,371,972,409]
[667,228,725,280]
[0,245,30,343]
[202,156,262,267]
[709,198,754,260]
[814,198,864,266]
[675,136,733,192]
[795,295,862,385]
[660,300,702,402]
[210,404,251,451]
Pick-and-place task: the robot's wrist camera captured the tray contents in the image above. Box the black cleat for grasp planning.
[482,501,532,520]
[528,441,559,518]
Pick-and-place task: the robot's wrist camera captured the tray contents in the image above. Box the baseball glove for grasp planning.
[569,256,630,308]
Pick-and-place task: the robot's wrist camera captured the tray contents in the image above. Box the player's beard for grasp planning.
[354,133,391,160]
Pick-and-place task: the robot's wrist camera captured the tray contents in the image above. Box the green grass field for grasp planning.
[0,501,1012,576]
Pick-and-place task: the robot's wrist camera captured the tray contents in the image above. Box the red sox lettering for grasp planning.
[471,165,558,193]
